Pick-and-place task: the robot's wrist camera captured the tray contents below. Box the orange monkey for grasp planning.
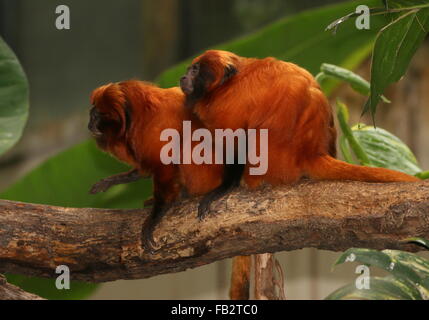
[180,49,418,215]
[88,80,223,251]
[180,49,419,299]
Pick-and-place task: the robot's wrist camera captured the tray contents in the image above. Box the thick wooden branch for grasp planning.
[0,180,429,283]
[0,274,44,300]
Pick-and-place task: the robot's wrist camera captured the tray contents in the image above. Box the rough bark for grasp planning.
[254,253,286,300]
[0,274,44,300]
[0,180,428,283]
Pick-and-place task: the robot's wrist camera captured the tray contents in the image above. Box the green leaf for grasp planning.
[365,7,429,117]
[334,248,422,284]
[420,278,429,299]
[339,135,355,164]
[383,249,429,278]
[1,140,152,209]
[351,124,422,175]
[319,63,390,102]
[415,171,429,180]
[157,0,390,94]
[5,274,98,300]
[326,276,423,300]
[1,140,153,299]
[387,1,429,10]
[0,36,29,156]
[336,101,371,166]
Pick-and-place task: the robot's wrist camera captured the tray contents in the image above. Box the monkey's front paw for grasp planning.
[142,233,157,254]
[197,199,214,221]
[141,224,158,254]
[89,180,112,194]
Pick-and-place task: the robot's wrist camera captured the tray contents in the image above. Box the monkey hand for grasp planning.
[89,178,115,194]
[141,202,171,254]
[141,223,158,255]
[198,198,213,221]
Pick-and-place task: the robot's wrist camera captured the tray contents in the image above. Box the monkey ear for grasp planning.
[221,64,237,85]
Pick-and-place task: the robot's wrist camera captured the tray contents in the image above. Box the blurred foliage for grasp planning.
[5,274,99,300]
[326,0,429,119]
[0,36,29,156]
[158,0,390,93]
[337,102,424,176]
[326,238,429,300]
[366,1,429,118]
[1,140,152,209]
[322,64,427,177]
[317,63,390,103]
[233,0,292,30]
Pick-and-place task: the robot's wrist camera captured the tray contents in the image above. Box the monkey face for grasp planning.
[180,51,238,103]
[88,107,103,138]
[180,63,200,95]
[88,105,123,149]
[89,84,128,149]
[88,106,121,137]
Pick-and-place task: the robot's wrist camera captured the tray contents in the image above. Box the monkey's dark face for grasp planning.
[180,62,211,100]
[180,59,237,105]
[89,83,133,150]
[88,105,123,148]
[88,107,104,138]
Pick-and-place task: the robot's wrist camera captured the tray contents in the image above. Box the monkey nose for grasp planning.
[180,78,193,94]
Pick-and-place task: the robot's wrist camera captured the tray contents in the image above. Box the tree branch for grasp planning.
[0,274,44,300]
[1,180,428,283]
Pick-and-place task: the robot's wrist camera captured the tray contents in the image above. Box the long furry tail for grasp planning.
[230,256,251,300]
[306,155,419,182]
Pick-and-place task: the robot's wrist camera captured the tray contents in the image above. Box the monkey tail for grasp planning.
[306,155,419,182]
[229,255,252,300]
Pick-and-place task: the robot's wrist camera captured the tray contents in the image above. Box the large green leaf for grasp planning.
[326,276,423,300]
[384,250,429,278]
[331,246,429,300]
[1,140,152,209]
[366,5,429,117]
[334,248,422,284]
[317,63,390,102]
[337,102,425,175]
[5,274,98,300]
[0,37,29,156]
[157,0,390,93]
[1,140,152,299]
[351,124,422,175]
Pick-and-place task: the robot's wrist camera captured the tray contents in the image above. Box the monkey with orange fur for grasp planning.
[181,50,419,300]
[180,50,419,218]
[88,80,223,251]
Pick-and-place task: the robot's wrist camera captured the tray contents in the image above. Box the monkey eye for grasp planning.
[189,63,200,75]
